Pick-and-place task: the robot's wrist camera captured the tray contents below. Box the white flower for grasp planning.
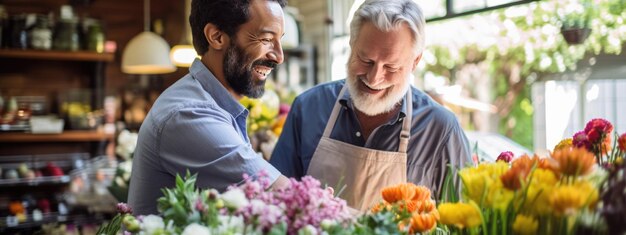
[221,188,249,209]
[320,219,336,230]
[182,223,212,235]
[116,130,139,160]
[298,225,318,235]
[216,215,244,235]
[140,215,164,234]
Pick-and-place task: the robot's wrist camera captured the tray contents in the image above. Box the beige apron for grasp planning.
[306,85,411,211]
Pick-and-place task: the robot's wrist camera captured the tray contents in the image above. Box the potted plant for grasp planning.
[559,0,595,45]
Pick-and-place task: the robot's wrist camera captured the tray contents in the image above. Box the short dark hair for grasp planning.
[190,0,287,55]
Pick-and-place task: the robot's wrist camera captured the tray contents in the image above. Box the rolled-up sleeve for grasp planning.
[158,104,279,191]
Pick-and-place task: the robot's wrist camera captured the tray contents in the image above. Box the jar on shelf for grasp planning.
[53,18,80,51]
[0,5,8,48]
[8,15,28,49]
[30,15,52,50]
[86,22,104,53]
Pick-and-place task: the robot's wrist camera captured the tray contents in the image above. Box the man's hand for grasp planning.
[270,175,290,190]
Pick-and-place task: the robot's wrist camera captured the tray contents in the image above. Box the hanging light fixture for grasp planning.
[169,0,198,67]
[122,0,176,74]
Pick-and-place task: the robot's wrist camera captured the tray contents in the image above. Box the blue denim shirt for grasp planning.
[270,80,471,197]
[128,59,280,215]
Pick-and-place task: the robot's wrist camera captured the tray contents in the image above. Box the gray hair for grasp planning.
[349,0,426,55]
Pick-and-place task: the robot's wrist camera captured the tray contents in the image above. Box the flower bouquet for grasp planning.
[98,171,353,235]
[436,118,626,235]
[369,183,440,234]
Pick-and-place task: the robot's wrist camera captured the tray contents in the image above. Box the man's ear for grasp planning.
[412,53,423,70]
[204,23,229,50]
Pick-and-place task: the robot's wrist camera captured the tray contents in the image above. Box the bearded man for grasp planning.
[270,0,471,211]
[128,0,290,215]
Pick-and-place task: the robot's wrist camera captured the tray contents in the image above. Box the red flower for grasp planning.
[496,151,514,163]
[618,133,626,152]
[584,118,613,144]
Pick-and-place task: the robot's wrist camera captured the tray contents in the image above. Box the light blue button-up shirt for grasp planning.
[270,80,471,198]
[128,59,280,215]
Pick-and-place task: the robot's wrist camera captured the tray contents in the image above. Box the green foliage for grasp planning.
[424,0,626,148]
[157,171,201,231]
[96,213,124,235]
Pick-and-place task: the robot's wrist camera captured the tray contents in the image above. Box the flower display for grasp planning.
[438,118,624,235]
[99,171,357,235]
[239,84,292,160]
[98,117,624,235]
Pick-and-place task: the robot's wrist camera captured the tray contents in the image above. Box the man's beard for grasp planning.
[223,41,277,98]
[346,74,410,116]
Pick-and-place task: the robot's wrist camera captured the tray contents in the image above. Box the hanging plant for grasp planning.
[559,0,596,44]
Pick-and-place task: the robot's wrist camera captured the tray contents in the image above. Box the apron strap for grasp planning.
[322,86,348,138]
[398,90,412,153]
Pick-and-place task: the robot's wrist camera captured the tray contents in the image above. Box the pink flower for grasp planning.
[116,203,133,214]
[234,174,352,234]
[573,131,591,151]
[496,151,514,163]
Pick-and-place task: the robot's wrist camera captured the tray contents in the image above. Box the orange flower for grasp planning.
[551,148,595,177]
[370,202,391,213]
[410,213,438,233]
[381,183,430,204]
[618,133,626,152]
[500,165,526,190]
[601,135,612,154]
[382,183,416,203]
[411,185,432,201]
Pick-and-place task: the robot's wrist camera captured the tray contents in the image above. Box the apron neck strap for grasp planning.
[322,85,412,154]
[398,90,412,153]
[322,86,348,138]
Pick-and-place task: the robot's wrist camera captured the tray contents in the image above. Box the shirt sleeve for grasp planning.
[270,98,305,179]
[435,122,472,199]
[157,104,280,191]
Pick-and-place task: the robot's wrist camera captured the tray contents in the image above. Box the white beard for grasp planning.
[346,75,410,116]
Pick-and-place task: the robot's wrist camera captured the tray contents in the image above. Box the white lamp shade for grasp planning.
[122,31,176,74]
[170,44,198,67]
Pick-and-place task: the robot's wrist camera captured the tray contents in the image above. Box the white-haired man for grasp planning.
[270,0,471,211]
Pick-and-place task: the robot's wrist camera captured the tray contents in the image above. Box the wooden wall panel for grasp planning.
[0,0,188,101]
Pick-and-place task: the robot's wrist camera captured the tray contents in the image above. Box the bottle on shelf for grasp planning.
[30,15,52,50]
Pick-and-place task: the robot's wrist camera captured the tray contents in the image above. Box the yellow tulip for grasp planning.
[438,202,482,229]
[550,185,588,216]
[512,214,538,235]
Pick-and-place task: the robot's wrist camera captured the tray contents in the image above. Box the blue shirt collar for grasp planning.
[338,87,408,124]
[189,59,246,118]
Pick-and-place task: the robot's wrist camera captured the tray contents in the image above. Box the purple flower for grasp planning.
[573,131,592,151]
[116,203,133,214]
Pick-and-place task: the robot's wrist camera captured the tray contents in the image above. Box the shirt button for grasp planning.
[356,132,361,137]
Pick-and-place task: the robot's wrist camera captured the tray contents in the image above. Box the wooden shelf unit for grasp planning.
[0,130,114,142]
[0,49,114,62]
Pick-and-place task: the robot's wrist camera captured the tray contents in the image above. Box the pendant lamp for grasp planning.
[169,0,198,67]
[122,0,176,74]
